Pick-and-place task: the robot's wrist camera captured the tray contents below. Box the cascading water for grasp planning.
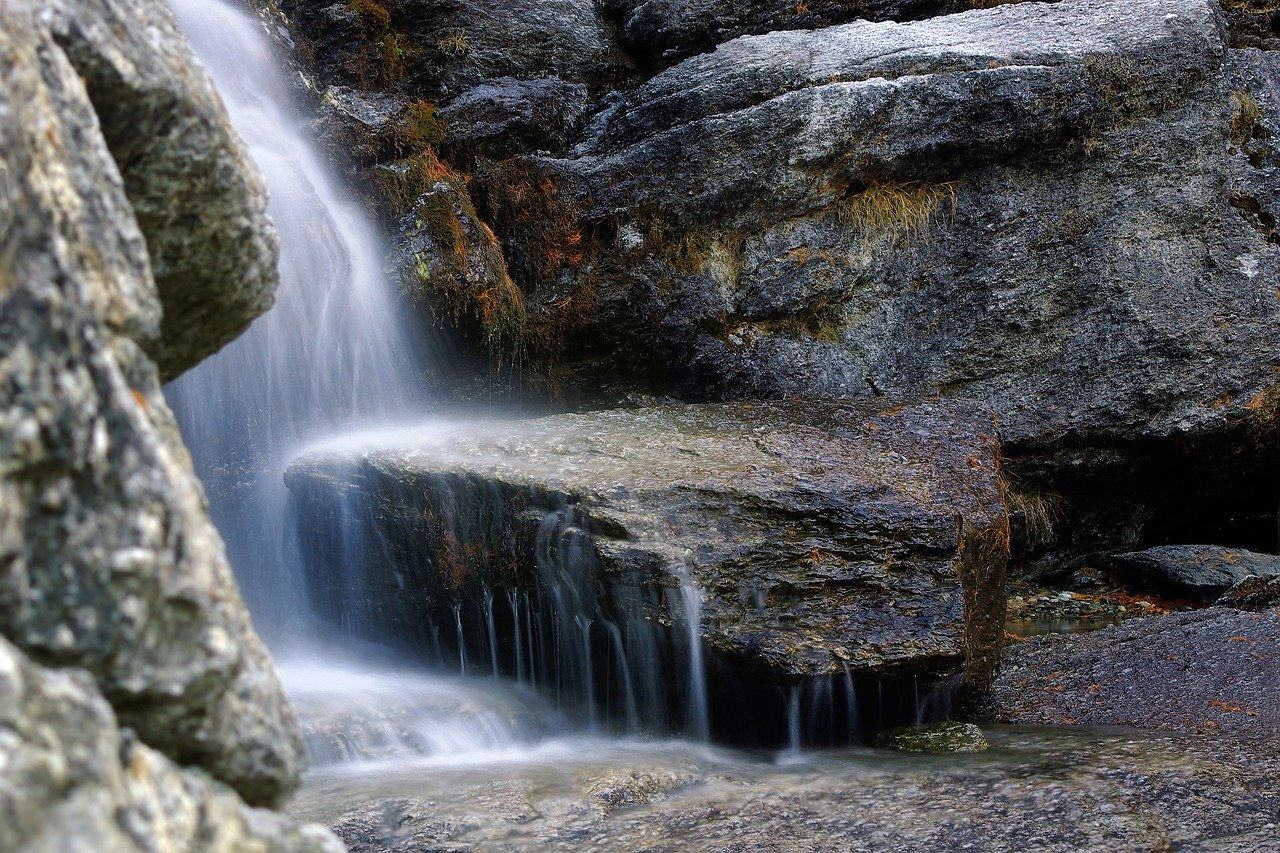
[161,0,929,775]
[163,0,426,646]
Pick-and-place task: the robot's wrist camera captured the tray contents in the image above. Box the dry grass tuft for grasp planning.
[837,180,958,245]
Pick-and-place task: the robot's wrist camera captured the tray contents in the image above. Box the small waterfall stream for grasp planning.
[161,0,944,775]
[163,0,425,645]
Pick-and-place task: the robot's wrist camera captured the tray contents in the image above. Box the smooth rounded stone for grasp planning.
[285,399,1009,684]
[1110,545,1280,602]
[984,608,1280,737]
[1218,575,1280,611]
[877,722,990,754]
[291,729,1280,851]
[0,5,299,806]
[0,636,341,853]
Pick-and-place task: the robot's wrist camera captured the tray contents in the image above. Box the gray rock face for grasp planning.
[603,0,1000,64]
[474,0,1280,537]
[986,608,1280,736]
[46,0,279,380]
[1111,545,1280,601]
[439,77,593,163]
[284,400,1008,686]
[0,4,299,807]
[0,636,341,853]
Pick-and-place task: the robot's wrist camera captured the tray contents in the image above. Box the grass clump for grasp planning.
[1231,90,1263,146]
[434,31,471,57]
[1006,486,1065,550]
[837,180,958,245]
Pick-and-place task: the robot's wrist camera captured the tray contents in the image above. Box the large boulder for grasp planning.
[476,0,1280,548]
[284,400,1008,707]
[985,608,1280,736]
[1110,544,1280,601]
[0,4,299,807]
[0,636,340,852]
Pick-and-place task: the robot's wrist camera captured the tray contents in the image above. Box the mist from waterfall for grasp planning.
[163,0,427,647]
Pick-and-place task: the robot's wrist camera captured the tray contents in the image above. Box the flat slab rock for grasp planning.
[287,400,1008,680]
[1110,545,1280,601]
[986,608,1280,737]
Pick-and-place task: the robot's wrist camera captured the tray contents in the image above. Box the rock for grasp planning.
[278,0,630,99]
[604,0,984,65]
[475,0,1280,552]
[285,400,1008,690]
[0,6,300,806]
[1110,545,1280,601]
[45,0,279,380]
[1218,574,1280,611]
[393,180,524,351]
[438,77,593,162]
[877,722,989,753]
[984,608,1280,736]
[0,636,341,853]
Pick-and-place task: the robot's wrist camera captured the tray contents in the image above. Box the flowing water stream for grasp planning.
[161,0,956,788]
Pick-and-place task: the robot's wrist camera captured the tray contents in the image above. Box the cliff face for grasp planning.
[0,0,333,846]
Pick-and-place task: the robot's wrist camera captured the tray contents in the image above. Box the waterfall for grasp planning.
[162,0,427,646]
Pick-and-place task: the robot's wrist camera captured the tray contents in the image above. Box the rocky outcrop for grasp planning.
[601,0,995,65]
[985,608,1280,735]
[1,0,299,810]
[0,637,341,852]
[285,400,1008,692]
[465,0,1280,554]
[1110,544,1280,601]
[45,0,279,380]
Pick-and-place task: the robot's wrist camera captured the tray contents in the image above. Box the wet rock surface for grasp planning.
[878,722,990,753]
[286,400,1008,686]
[0,637,341,852]
[1,0,300,811]
[291,729,1280,851]
[1110,544,1280,601]
[986,608,1280,736]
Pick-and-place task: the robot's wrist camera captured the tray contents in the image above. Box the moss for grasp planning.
[837,180,958,246]
[396,100,447,154]
[410,191,526,361]
[371,150,455,217]
[877,722,990,754]
[350,0,390,34]
[479,160,587,285]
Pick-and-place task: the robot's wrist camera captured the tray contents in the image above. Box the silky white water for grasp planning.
[162,0,727,769]
[164,0,426,643]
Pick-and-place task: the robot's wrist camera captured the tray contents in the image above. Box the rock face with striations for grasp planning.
[285,400,1009,689]
[0,0,309,824]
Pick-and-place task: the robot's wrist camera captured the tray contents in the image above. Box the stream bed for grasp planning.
[290,719,1280,851]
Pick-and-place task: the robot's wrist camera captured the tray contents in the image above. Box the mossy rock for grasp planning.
[877,723,990,754]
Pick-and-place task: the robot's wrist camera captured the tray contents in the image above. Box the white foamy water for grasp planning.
[164,0,428,641]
